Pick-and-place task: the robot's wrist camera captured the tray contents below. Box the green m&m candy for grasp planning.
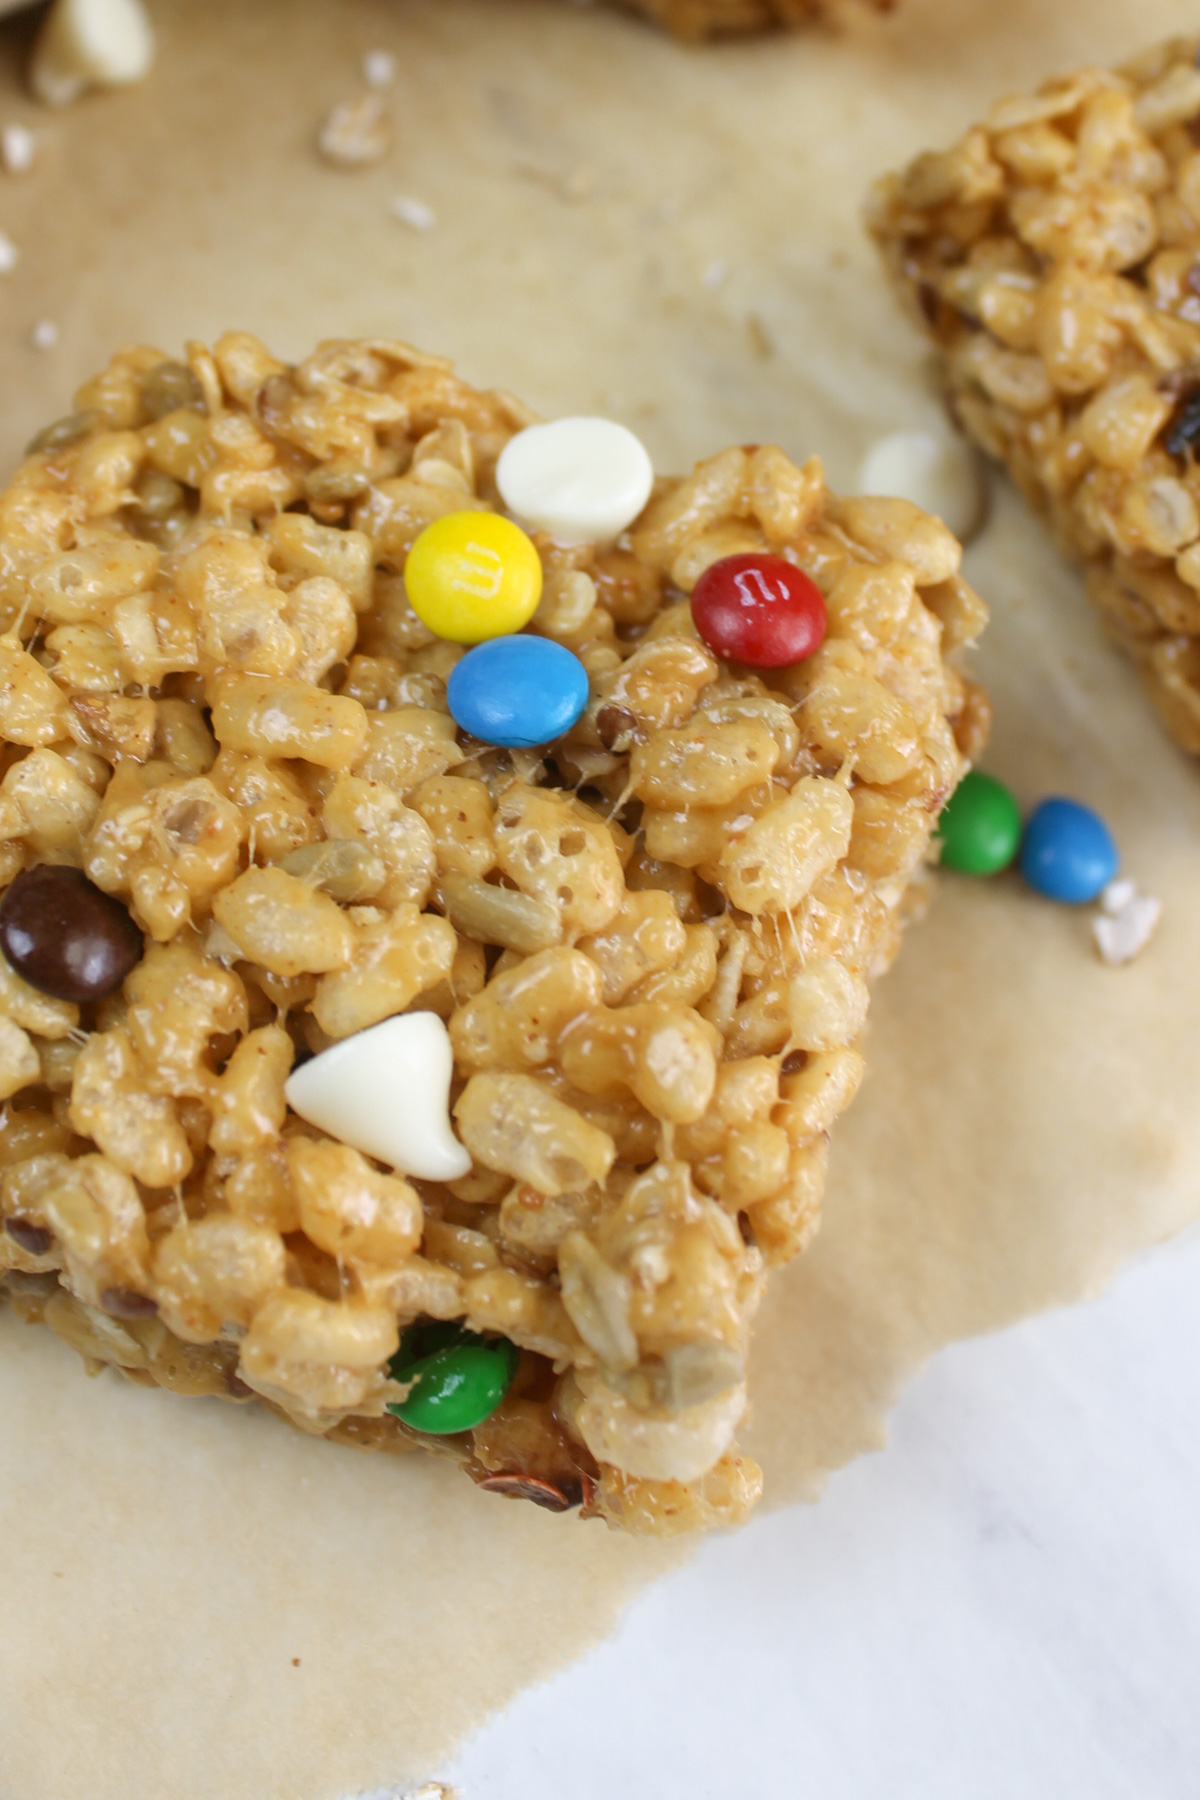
[936,769,1021,876]
[386,1320,519,1435]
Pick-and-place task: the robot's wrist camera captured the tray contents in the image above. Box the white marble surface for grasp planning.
[438,1227,1200,1799]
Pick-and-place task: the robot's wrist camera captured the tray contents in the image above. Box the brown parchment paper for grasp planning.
[2,2,1200,1795]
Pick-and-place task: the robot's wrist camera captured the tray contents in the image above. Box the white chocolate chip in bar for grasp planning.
[285,1011,472,1182]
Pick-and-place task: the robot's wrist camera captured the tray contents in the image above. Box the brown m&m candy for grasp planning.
[0,865,143,1002]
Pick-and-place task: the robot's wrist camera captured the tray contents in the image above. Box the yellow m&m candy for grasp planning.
[404,511,543,644]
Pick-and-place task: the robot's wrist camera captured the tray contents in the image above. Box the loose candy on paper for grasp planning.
[936,769,1021,877]
[939,780,1151,962]
[284,1011,472,1181]
[1020,797,1119,906]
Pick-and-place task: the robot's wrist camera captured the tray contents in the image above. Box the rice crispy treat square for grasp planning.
[0,334,985,1533]
[867,35,1200,755]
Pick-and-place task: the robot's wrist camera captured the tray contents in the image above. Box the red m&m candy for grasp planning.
[690,553,826,669]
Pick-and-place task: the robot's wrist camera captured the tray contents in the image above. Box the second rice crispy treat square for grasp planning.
[867,35,1200,754]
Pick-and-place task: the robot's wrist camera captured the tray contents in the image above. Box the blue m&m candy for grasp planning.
[447,635,589,749]
[1020,797,1118,904]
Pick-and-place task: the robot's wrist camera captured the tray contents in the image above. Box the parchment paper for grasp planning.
[1,2,1199,1796]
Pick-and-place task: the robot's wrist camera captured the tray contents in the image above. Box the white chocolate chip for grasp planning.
[497,416,654,547]
[1092,885,1161,966]
[0,231,17,273]
[317,94,391,168]
[31,0,155,108]
[391,193,436,232]
[30,319,58,349]
[1,123,35,174]
[703,257,729,290]
[857,427,988,545]
[284,1011,471,1182]
[363,48,396,89]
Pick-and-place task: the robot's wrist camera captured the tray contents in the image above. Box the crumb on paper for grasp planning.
[746,312,773,359]
[391,193,436,232]
[0,231,17,274]
[1093,880,1161,966]
[318,93,391,168]
[1,122,35,175]
[344,1784,454,1800]
[363,48,396,90]
[31,0,155,108]
[1099,877,1136,915]
[514,160,595,202]
[703,257,729,290]
[30,319,58,349]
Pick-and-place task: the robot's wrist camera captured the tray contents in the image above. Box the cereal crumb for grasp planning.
[30,319,58,350]
[363,48,396,89]
[31,0,155,108]
[564,165,595,202]
[291,1656,301,1666]
[391,194,436,232]
[344,1787,453,1800]
[703,258,729,290]
[318,94,391,168]
[1093,882,1161,966]
[0,231,18,274]
[1,123,35,175]
[746,312,773,359]
[515,161,595,203]
[1099,877,1136,915]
